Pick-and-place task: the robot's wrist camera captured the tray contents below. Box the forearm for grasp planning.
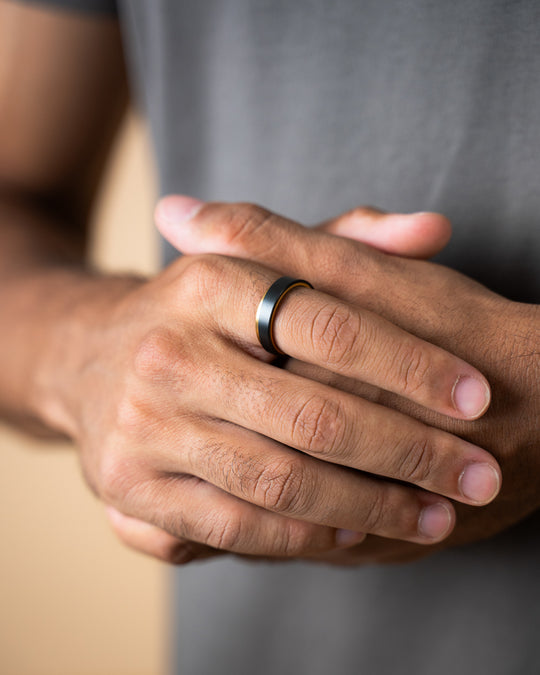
[0,193,142,437]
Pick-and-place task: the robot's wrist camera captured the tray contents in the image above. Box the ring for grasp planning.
[255,276,313,355]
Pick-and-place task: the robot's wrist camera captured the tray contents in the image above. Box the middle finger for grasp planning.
[188,347,501,507]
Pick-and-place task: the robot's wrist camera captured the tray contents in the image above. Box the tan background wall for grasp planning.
[0,114,168,675]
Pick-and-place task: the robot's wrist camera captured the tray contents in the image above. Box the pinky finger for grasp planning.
[105,506,223,565]
[129,475,366,558]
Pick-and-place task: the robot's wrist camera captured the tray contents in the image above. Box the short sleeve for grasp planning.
[11,0,117,15]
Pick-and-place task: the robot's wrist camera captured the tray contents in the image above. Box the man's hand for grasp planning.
[154,197,538,566]
[0,4,505,568]
[105,205,458,563]
[55,229,500,558]
[81,200,501,565]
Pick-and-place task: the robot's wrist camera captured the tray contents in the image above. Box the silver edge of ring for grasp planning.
[255,278,313,355]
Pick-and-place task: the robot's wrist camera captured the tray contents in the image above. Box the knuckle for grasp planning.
[203,513,244,551]
[310,304,362,370]
[395,436,436,485]
[395,342,431,396]
[114,394,164,448]
[360,489,387,533]
[99,451,138,504]
[276,523,317,557]
[252,458,309,514]
[132,328,195,388]
[179,254,228,306]
[133,328,178,380]
[100,410,157,503]
[290,395,346,456]
[115,395,147,434]
[220,203,276,249]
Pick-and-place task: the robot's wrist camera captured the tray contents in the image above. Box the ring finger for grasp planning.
[155,416,457,544]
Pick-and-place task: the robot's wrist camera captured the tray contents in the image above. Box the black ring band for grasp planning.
[255,276,313,355]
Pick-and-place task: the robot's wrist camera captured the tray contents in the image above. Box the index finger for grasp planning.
[158,202,490,420]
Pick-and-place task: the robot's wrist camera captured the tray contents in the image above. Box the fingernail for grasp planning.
[418,503,452,540]
[335,529,365,548]
[459,463,500,504]
[156,196,204,225]
[452,376,490,418]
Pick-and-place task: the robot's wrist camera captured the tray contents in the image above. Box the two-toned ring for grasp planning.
[255,276,313,356]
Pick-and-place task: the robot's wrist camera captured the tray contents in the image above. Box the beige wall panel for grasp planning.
[0,114,167,675]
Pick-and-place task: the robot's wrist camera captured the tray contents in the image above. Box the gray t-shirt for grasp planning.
[19,1,540,673]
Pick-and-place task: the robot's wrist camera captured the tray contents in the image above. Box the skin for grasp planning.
[1,4,536,566]
[155,199,538,566]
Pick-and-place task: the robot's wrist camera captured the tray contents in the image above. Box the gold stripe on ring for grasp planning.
[255,276,313,355]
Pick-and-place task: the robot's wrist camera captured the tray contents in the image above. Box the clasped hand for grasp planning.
[79,198,538,566]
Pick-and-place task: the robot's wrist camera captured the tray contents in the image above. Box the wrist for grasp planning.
[28,269,145,438]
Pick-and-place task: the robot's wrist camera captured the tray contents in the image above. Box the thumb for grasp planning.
[154,195,451,259]
[318,206,452,259]
[155,195,206,253]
